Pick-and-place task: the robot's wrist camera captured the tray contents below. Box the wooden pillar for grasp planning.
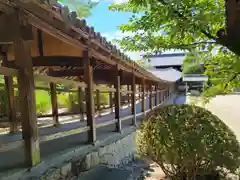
[4,76,18,133]
[1,51,18,133]
[14,18,40,166]
[50,83,59,127]
[141,80,146,114]
[114,65,121,132]
[127,85,131,106]
[84,50,96,143]
[78,87,84,121]
[149,84,153,109]
[138,85,141,100]
[131,74,136,126]
[96,89,100,115]
[109,91,113,113]
[155,85,158,106]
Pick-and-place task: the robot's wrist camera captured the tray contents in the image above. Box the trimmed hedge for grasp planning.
[137,104,240,179]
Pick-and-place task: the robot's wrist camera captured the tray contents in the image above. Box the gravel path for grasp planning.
[205,95,240,142]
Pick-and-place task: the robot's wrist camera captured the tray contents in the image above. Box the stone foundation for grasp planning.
[40,130,137,180]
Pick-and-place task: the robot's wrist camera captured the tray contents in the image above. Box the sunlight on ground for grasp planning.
[186,94,240,142]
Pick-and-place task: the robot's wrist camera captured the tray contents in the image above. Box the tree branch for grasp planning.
[157,0,218,41]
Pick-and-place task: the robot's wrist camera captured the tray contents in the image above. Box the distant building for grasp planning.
[144,52,207,93]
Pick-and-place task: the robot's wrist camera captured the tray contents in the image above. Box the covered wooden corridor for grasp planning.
[0,0,174,175]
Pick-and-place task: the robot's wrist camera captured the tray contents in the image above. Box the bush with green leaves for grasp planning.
[137,104,240,179]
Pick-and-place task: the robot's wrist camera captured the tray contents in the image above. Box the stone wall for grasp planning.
[40,130,137,180]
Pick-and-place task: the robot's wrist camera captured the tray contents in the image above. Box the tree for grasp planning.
[58,0,98,18]
[109,0,240,98]
[135,59,152,68]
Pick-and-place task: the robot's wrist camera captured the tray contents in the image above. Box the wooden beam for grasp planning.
[84,50,96,143]
[0,66,18,77]
[5,56,84,67]
[50,83,60,127]
[14,14,40,166]
[34,74,86,88]
[114,64,121,132]
[131,74,136,126]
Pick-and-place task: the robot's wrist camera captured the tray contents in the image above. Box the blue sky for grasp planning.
[86,1,131,33]
[85,1,143,60]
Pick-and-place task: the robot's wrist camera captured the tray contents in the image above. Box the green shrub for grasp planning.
[35,90,51,115]
[137,104,240,179]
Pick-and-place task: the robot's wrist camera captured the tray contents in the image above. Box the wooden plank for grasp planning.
[84,50,96,143]
[131,74,136,126]
[0,140,24,153]
[50,83,59,127]
[78,87,85,121]
[14,13,40,166]
[39,126,90,142]
[114,64,121,132]
[34,74,86,88]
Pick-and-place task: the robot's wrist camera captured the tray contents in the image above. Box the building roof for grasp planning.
[183,74,208,82]
[147,53,186,67]
[147,68,182,82]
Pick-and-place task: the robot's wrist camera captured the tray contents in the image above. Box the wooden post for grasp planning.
[155,84,158,107]
[127,85,131,106]
[14,15,40,166]
[96,89,100,116]
[141,79,146,115]
[50,83,59,127]
[138,85,141,100]
[109,91,113,113]
[131,74,136,126]
[1,51,18,133]
[84,50,96,143]
[78,87,84,121]
[114,65,121,132]
[149,84,153,109]
[4,76,18,133]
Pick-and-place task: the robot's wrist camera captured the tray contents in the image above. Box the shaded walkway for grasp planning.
[0,97,170,175]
